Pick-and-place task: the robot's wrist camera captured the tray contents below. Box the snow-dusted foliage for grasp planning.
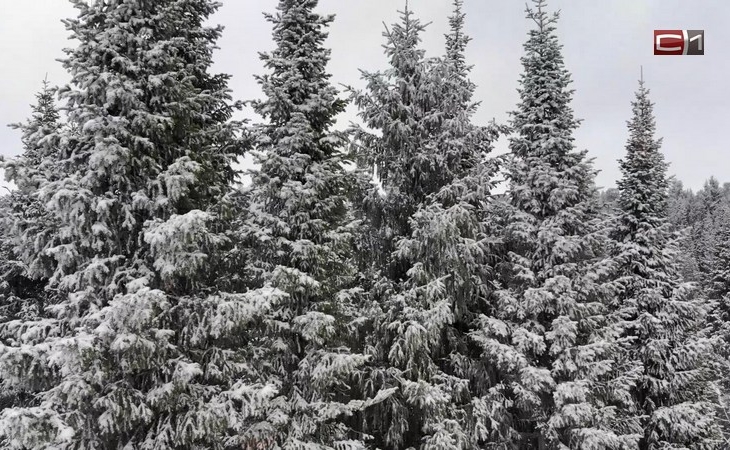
[0,81,65,420]
[350,6,465,261]
[349,2,504,448]
[0,0,283,447]
[1,80,64,314]
[478,2,642,448]
[690,178,727,283]
[710,206,730,351]
[232,0,375,447]
[1,1,727,448]
[665,177,730,286]
[611,80,721,449]
[709,210,730,441]
[4,79,61,196]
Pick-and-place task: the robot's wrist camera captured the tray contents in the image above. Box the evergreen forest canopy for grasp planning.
[0,0,728,449]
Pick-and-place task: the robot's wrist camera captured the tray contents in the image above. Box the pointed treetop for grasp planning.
[30,79,59,128]
[627,78,658,140]
[4,77,61,194]
[381,2,429,74]
[256,0,345,137]
[511,0,578,164]
[12,78,60,163]
[617,78,668,224]
[525,0,559,32]
[446,0,470,69]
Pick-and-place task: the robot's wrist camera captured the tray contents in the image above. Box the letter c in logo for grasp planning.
[656,34,683,52]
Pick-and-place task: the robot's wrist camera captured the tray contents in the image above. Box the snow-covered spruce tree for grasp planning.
[233,0,374,447]
[691,177,725,283]
[348,7,437,285]
[611,79,721,449]
[349,3,504,448]
[0,79,63,326]
[667,179,692,232]
[0,1,286,448]
[708,207,730,441]
[443,0,471,111]
[0,80,65,418]
[667,179,702,281]
[709,206,730,351]
[391,1,507,447]
[479,1,642,448]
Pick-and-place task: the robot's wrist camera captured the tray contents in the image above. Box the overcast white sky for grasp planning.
[0,0,726,191]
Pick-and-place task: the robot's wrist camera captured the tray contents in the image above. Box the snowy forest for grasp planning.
[0,0,728,449]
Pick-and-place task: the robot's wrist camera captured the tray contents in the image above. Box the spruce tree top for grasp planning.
[248,0,350,249]
[48,0,242,298]
[445,0,470,77]
[5,79,61,193]
[350,3,438,238]
[508,0,594,220]
[254,0,345,153]
[616,79,668,231]
[442,0,481,119]
[16,79,60,167]
[60,0,238,207]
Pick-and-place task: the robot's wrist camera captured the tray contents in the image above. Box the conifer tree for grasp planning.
[444,0,470,99]
[392,1,506,447]
[351,5,437,265]
[612,79,721,449]
[349,3,503,447]
[350,3,477,293]
[709,207,730,441]
[350,6,441,447]
[0,1,285,448]
[7,79,61,179]
[710,207,730,343]
[0,79,62,325]
[702,202,730,442]
[692,177,724,282]
[667,179,702,281]
[478,1,641,447]
[0,80,64,418]
[232,0,374,447]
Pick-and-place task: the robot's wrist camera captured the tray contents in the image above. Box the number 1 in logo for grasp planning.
[687,30,704,55]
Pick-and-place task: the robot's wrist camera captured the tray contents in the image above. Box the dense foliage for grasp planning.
[0,0,726,448]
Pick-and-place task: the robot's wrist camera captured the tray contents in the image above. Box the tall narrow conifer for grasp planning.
[612,79,721,449]
[350,2,503,447]
[479,2,642,447]
[232,0,375,447]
